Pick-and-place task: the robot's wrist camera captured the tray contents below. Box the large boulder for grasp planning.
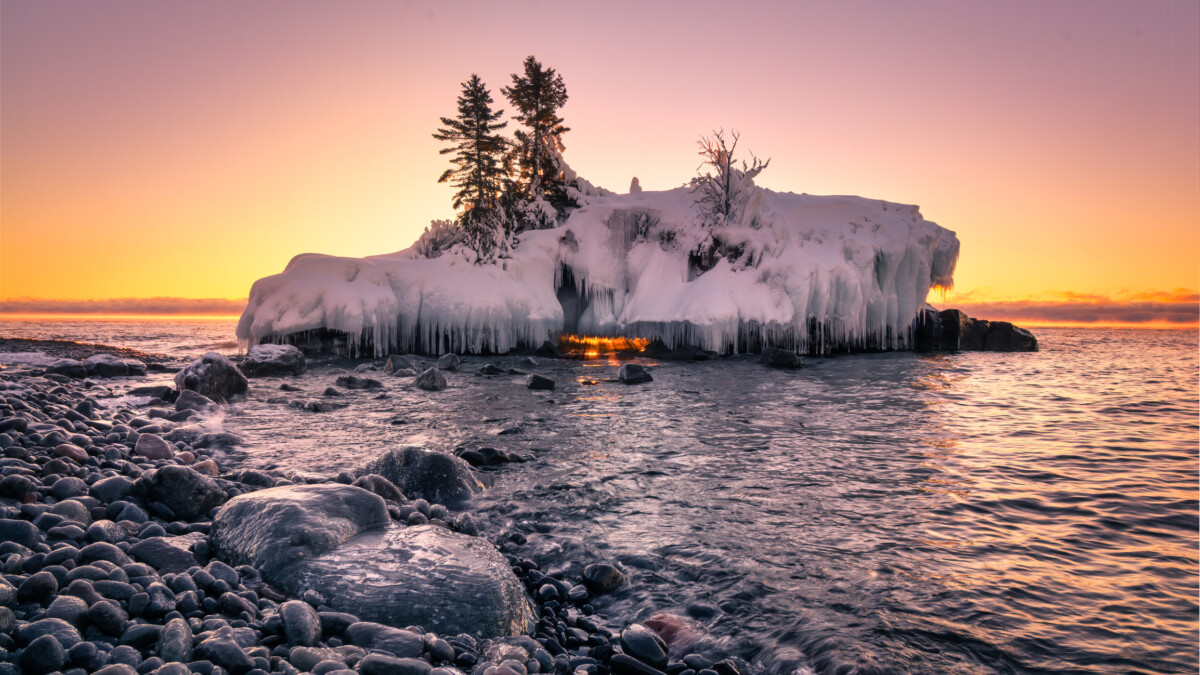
[937,309,1038,352]
[413,368,447,392]
[210,484,389,578]
[239,344,306,377]
[174,352,248,402]
[140,465,227,520]
[617,363,653,384]
[43,359,86,378]
[274,525,535,638]
[358,447,482,505]
[84,354,142,377]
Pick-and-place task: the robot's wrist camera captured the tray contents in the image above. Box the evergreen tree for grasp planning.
[502,56,570,215]
[433,74,511,260]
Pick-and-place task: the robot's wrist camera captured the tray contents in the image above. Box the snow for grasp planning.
[237,185,959,356]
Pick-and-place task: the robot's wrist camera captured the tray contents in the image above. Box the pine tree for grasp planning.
[502,56,570,215]
[433,75,511,260]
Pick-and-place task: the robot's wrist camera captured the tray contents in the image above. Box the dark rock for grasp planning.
[317,611,359,637]
[90,476,135,504]
[358,654,432,675]
[274,525,535,638]
[209,484,389,579]
[616,364,653,384]
[477,364,504,375]
[84,355,139,378]
[45,359,87,378]
[358,446,482,505]
[619,624,668,669]
[757,348,802,369]
[130,385,176,400]
[174,390,215,413]
[44,595,88,625]
[194,627,255,675]
[239,345,307,377]
[344,623,422,656]
[352,474,406,502]
[582,563,627,595]
[16,618,82,648]
[280,600,321,646]
[128,537,200,574]
[937,309,1038,352]
[87,600,128,635]
[436,354,461,372]
[51,476,88,499]
[0,518,41,549]
[524,374,555,391]
[16,634,66,675]
[54,443,89,463]
[174,352,248,403]
[611,655,667,675]
[134,434,174,460]
[140,465,226,520]
[0,474,33,499]
[413,368,448,392]
[156,617,193,663]
[80,542,133,566]
[333,375,383,390]
[18,571,59,604]
[119,623,162,649]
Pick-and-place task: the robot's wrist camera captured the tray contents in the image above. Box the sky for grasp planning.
[2,0,1197,325]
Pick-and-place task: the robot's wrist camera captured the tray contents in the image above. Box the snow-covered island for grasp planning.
[237,181,970,357]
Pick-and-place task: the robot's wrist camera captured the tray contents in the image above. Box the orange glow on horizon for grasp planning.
[558,334,650,356]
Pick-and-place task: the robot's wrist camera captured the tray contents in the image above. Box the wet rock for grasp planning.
[436,354,461,371]
[291,399,339,413]
[18,571,59,604]
[140,465,226,520]
[84,354,140,378]
[757,348,802,369]
[157,617,193,663]
[16,618,82,649]
[1,518,42,549]
[210,484,389,578]
[0,474,33,499]
[51,475,88,499]
[358,654,431,675]
[54,442,89,463]
[524,374,555,391]
[240,344,306,377]
[174,352,248,403]
[936,309,1038,352]
[617,364,653,384]
[44,359,87,378]
[334,375,383,390]
[477,364,504,375]
[582,563,627,594]
[45,594,88,626]
[175,389,216,413]
[91,476,135,504]
[619,624,669,669]
[134,434,174,460]
[86,599,129,635]
[358,446,482,505]
[274,524,535,638]
[414,368,448,392]
[280,600,321,646]
[194,627,255,675]
[353,474,406,502]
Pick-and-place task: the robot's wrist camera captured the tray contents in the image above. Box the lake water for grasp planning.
[1,318,1196,674]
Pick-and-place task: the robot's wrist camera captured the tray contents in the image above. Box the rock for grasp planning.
[385,354,419,375]
[610,654,667,675]
[983,321,1039,352]
[358,654,432,675]
[619,624,669,669]
[617,364,653,384]
[0,474,33,499]
[937,309,1038,352]
[280,600,321,646]
[50,475,88,499]
[86,599,128,635]
[18,571,59,604]
[358,447,483,505]
[128,536,201,574]
[239,344,306,377]
[581,563,627,595]
[477,364,504,375]
[352,474,406,502]
[525,374,555,390]
[80,541,133,566]
[413,368,448,392]
[0,518,41,549]
[175,389,216,412]
[84,354,136,378]
[16,634,66,675]
[130,385,176,400]
[45,595,88,625]
[140,465,226,520]
[333,375,383,390]
[16,618,82,648]
[194,627,255,675]
[91,476,135,504]
[134,434,174,460]
[156,617,193,662]
[44,359,87,378]
[209,484,389,579]
[273,525,535,638]
[436,354,461,371]
[757,348,802,369]
[50,498,91,524]
[54,442,89,463]
[174,352,248,403]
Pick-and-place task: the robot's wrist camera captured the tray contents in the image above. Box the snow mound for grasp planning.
[237,187,958,355]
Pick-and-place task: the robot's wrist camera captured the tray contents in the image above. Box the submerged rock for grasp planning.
[334,375,383,390]
[210,484,389,578]
[617,363,653,384]
[274,525,535,638]
[358,447,483,505]
[240,343,306,377]
[525,374,555,390]
[757,347,802,369]
[174,352,248,402]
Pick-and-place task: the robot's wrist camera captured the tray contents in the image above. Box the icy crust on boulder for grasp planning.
[238,187,959,355]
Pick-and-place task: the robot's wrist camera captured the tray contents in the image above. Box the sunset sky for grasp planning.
[2,1,1197,325]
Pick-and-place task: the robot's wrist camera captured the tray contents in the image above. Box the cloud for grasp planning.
[0,297,246,315]
[945,289,1199,325]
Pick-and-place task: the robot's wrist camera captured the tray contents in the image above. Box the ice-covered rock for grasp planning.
[175,352,248,402]
[239,344,306,377]
[238,187,959,356]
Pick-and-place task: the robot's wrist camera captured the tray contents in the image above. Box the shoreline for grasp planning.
[0,342,732,675]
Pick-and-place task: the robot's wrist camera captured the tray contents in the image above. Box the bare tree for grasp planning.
[690,129,770,227]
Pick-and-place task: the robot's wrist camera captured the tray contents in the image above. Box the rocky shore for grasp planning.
[0,344,744,675]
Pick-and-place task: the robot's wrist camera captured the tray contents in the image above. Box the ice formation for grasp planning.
[237,185,959,356]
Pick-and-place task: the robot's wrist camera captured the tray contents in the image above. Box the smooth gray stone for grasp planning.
[239,344,306,377]
[616,364,653,384]
[413,368,447,392]
[139,465,226,520]
[210,484,388,579]
[174,352,248,403]
[358,446,482,505]
[128,536,202,574]
[274,525,534,639]
[280,600,321,646]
